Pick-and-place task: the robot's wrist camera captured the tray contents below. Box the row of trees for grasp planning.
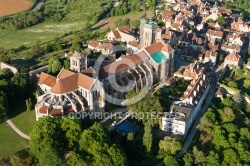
[183,94,250,165]
[110,0,156,17]
[115,17,140,28]
[30,117,127,165]
[47,57,70,75]
[0,10,64,30]
[125,88,182,165]
[0,69,35,122]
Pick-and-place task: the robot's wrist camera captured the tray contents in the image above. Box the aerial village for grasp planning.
[1,0,250,160]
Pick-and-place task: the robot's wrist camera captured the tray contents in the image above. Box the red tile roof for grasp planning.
[81,67,96,78]
[128,40,139,48]
[117,26,130,33]
[49,70,96,94]
[99,51,149,78]
[57,69,75,79]
[39,105,48,114]
[49,108,62,116]
[161,44,173,52]
[38,72,56,87]
[225,53,240,61]
[145,42,164,55]
[88,40,99,48]
[112,30,122,39]
[207,29,223,37]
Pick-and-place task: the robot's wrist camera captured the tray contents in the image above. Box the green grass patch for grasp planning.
[0,122,29,159]
[8,100,36,136]
[0,20,86,49]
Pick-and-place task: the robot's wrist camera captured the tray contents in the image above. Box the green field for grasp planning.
[9,101,37,135]
[0,20,86,49]
[0,100,37,159]
[0,122,29,159]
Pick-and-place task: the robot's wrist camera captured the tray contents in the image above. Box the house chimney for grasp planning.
[193,90,197,97]
[189,97,193,104]
[200,80,203,86]
[203,74,206,80]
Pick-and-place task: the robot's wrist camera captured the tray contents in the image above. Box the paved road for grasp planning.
[6,119,30,140]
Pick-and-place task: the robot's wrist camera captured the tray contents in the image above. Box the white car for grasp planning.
[112,121,117,126]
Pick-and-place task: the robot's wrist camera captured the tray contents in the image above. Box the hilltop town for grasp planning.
[0,0,250,165]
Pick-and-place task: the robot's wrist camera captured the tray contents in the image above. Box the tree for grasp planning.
[0,54,10,63]
[223,107,236,120]
[29,45,42,56]
[52,59,62,74]
[126,89,163,122]
[115,18,124,27]
[143,121,153,153]
[163,155,179,166]
[207,18,215,23]
[216,16,226,26]
[30,117,63,157]
[48,57,62,74]
[192,146,206,165]
[207,151,220,166]
[222,148,239,165]
[53,42,63,51]
[79,123,127,165]
[158,136,181,157]
[64,59,70,70]
[127,133,134,141]
[0,68,14,80]
[129,20,140,28]
[37,145,63,166]
[0,91,8,122]
[183,152,194,166]
[10,73,34,101]
[70,42,81,52]
[59,116,81,148]
[66,153,87,166]
[244,79,250,87]
[157,20,165,27]
[222,96,233,107]
[123,18,130,26]
[227,81,237,88]
[25,98,32,111]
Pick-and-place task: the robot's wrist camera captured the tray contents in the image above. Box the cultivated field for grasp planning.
[0,0,33,17]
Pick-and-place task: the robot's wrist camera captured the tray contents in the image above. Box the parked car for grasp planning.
[112,121,117,126]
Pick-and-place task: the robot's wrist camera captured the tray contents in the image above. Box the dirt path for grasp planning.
[6,119,30,140]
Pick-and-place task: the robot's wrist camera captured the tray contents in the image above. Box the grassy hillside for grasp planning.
[65,0,111,23]
[0,20,86,49]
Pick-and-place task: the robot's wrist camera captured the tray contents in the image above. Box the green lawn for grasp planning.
[0,20,86,49]
[8,100,37,135]
[0,100,36,159]
[0,122,29,159]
